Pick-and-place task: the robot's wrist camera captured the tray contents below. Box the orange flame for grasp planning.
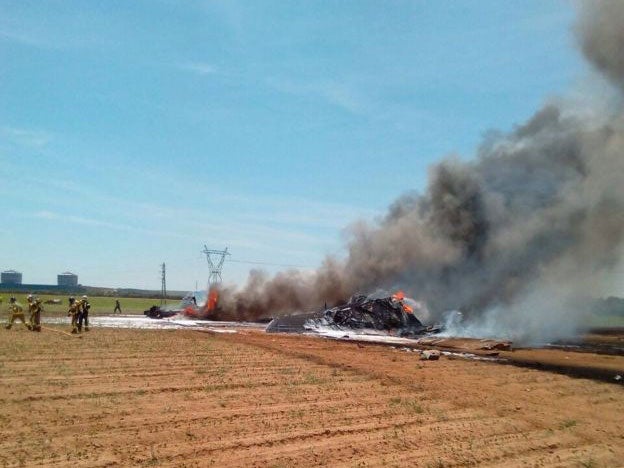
[392,290,413,313]
[207,288,219,312]
[183,305,197,317]
[392,290,405,301]
[184,288,219,319]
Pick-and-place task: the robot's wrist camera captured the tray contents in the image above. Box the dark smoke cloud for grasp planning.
[216,1,624,343]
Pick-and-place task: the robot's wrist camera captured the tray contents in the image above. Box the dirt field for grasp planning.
[1,328,623,467]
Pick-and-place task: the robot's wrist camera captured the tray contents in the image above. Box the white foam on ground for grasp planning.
[42,315,264,333]
[303,324,503,362]
[304,324,425,345]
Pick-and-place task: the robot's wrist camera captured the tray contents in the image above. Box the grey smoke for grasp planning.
[216,1,624,344]
[577,0,624,91]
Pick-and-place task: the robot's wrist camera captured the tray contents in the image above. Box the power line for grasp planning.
[201,244,313,278]
[227,258,313,269]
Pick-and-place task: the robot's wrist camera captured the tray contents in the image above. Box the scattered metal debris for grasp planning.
[416,336,512,352]
[144,305,179,319]
[322,294,425,333]
[478,340,512,351]
[420,350,441,360]
[268,293,436,336]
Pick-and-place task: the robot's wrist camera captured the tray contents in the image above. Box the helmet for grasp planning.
[9,297,16,303]
[69,296,75,304]
[82,295,88,300]
[27,294,33,300]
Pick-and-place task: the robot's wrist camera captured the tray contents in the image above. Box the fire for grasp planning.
[182,287,219,319]
[207,288,219,312]
[392,290,405,301]
[392,290,413,314]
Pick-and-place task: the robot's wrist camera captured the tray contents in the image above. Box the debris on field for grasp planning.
[478,340,512,351]
[266,293,435,336]
[144,305,178,319]
[416,336,512,352]
[265,294,518,358]
[314,294,426,334]
[420,350,441,360]
[265,311,321,333]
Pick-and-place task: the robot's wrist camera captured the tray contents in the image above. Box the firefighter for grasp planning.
[5,297,28,330]
[27,295,43,332]
[26,294,34,330]
[26,294,34,329]
[68,296,81,334]
[78,295,90,332]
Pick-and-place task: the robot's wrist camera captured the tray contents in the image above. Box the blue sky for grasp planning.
[1,0,586,290]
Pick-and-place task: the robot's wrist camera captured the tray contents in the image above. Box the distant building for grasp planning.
[57,272,78,287]
[1,270,23,285]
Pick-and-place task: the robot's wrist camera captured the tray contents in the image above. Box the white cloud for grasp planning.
[33,210,59,220]
[32,211,194,240]
[265,77,367,114]
[1,126,53,147]
[0,14,115,51]
[23,170,372,278]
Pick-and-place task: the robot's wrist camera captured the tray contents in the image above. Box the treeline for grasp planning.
[85,287,186,299]
[0,285,186,299]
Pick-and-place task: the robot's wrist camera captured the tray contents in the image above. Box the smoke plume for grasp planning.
[577,0,624,91]
[216,1,624,343]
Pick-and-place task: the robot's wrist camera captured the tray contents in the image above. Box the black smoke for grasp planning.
[216,1,624,343]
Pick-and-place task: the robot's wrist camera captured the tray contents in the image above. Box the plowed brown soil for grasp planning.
[1,327,623,467]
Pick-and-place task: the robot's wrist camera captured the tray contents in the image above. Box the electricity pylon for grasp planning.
[160,263,167,305]
[202,246,230,287]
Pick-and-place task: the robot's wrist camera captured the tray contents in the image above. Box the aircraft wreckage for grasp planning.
[267,292,439,336]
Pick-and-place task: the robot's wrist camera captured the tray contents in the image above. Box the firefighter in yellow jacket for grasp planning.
[27,294,43,332]
[5,297,28,330]
[68,296,82,334]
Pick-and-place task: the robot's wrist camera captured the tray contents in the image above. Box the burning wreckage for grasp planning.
[267,291,439,337]
[144,305,179,319]
[144,289,219,320]
[144,289,439,338]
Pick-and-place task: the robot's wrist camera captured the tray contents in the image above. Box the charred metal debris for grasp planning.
[267,294,438,336]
